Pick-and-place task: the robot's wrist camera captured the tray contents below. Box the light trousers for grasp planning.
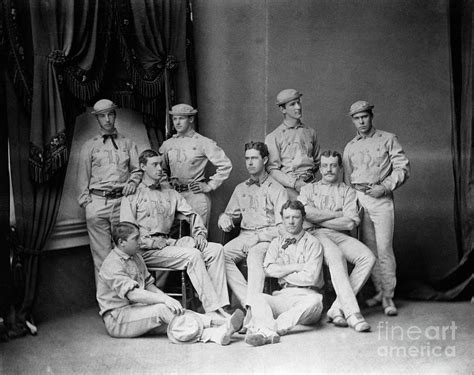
[103,304,231,344]
[247,288,322,334]
[223,227,278,306]
[356,192,396,298]
[140,242,229,312]
[180,191,211,228]
[311,228,375,317]
[85,195,122,283]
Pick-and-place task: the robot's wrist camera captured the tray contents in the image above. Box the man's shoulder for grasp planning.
[375,129,397,140]
[266,175,286,191]
[265,123,286,139]
[100,250,122,273]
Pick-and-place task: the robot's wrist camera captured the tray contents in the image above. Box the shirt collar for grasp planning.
[172,129,196,138]
[113,247,134,260]
[284,230,305,243]
[282,120,303,129]
[247,172,269,185]
[99,128,118,137]
[355,127,377,140]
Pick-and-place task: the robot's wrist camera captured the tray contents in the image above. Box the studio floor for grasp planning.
[1,300,473,374]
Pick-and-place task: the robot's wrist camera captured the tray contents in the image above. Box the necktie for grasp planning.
[148,183,162,190]
[102,134,118,149]
[281,237,297,249]
[246,179,260,187]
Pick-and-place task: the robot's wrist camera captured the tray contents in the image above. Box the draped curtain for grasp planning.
[399,0,473,301]
[2,0,194,338]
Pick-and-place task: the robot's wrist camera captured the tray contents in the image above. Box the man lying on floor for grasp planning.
[96,221,244,344]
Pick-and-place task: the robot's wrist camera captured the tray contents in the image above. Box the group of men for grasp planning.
[78,89,409,347]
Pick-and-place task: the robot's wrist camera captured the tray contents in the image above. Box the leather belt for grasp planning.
[352,183,372,193]
[90,189,123,199]
[281,282,312,289]
[173,183,190,193]
[150,233,169,239]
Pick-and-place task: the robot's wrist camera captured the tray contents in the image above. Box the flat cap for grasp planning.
[167,311,203,344]
[169,104,198,116]
[91,99,117,115]
[276,89,303,106]
[349,100,374,116]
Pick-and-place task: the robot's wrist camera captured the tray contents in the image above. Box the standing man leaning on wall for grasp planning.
[78,99,142,283]
[159,104,232,227]
[343,101,410,316]
[265,89,321,200]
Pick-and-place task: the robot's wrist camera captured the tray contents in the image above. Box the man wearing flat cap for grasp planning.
[78,99,142,283]
[97,221,244,344]
[265,89,321,200]
[159,103,232,227]
[343,101,410,316]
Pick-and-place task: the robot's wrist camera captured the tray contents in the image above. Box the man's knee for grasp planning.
[206,242,224,259]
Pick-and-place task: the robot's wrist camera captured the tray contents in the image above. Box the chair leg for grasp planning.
[181,270,187,309]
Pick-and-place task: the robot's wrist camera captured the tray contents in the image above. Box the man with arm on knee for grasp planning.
[218,141,288,307]
[120,149,230,319]
[244,200,324,346]
[298,150,375,332]
[97,221,243,344]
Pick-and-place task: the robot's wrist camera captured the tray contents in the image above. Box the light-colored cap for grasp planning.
[169,104,198,116]
[167,311,203,344]
[276,89,302,106]
[91,99,117,115]
[349,100,374,116]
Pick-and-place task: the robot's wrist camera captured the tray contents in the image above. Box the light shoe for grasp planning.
[382,298,398,316]
[366,292,383,307]
[217,309,245,345]
[327,308,348,328]
[346,312,371,332]
[245,329,280,347]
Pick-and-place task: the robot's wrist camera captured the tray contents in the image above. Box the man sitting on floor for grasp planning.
[97,221,244,343]
[218,141,288,307]
[245,200,324,346]
[120,149,230,319]
[298,150,375,332]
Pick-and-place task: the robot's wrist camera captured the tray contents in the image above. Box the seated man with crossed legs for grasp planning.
[219,141,288,308]
[120,149,230,319]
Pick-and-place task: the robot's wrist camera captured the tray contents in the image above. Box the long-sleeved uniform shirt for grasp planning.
[265,121,321,188]
[159,130,232,190]
[264,232,324,289]
[342,128,410,193]
[298,181,360,229]
[78,130,142,207]
[224,175,289,230]
[120,182,207,249]
[97,247,155,316]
